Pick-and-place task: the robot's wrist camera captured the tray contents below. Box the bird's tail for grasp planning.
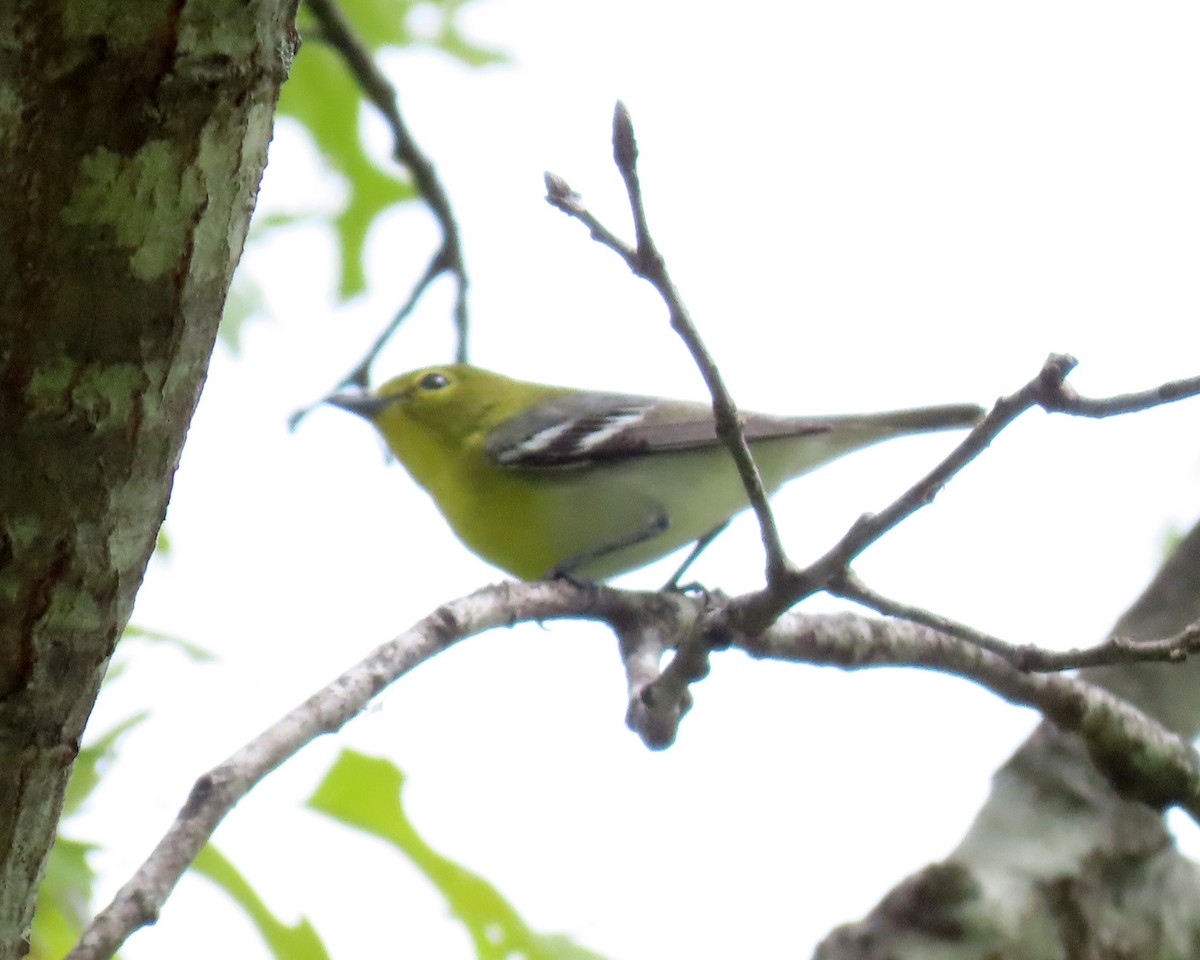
[835,402,985,435]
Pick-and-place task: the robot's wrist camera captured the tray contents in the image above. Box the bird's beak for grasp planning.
[325,391,392,421]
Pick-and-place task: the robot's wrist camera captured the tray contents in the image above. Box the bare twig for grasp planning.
[1031,621,1200,671]
[67,578,1200,960]
[67,562,1200,959]
[833,572,1200,671]
[732,354,1082,631]
[617,624,687,749]
[347,248,453,385]
[1039,370,1200,417]
[640,354,1200,728]
[738,355,1200,633]
[547,106,1200,734]
[733,354,1200,633]
[67,580,664,960]
[545,102,791,584]
[830,569,1032,662]
[290,0,469,426]
[770,355,1200,633]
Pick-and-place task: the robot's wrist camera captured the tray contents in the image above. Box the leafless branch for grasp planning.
[67,580,634,960]
[735,354,1200,634]
[836,571,1200,672]
[546,103,791,584]
[732,353,1070,629]
[68,577,1200,958]
[610,356,1200,753]
[614,602,696,749]
[289,0,469,428]
[1039,369,1200,417]
[546,104,1200,733]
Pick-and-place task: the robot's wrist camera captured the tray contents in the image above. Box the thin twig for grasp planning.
[341,249,451,389]
[290,0,469,426]
[731,354,1079,631]
[1040,370,1200,417]
[545,102,791,584]
[830,569,1032,663]
[549,104,1200,729]
[738,354,1200,632]
[834,572,1200,671]
[1029,621,1200,671]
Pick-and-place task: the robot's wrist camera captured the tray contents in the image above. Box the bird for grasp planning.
[328,363,982,582]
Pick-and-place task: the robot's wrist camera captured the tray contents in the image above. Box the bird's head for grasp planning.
[326,363,534,450]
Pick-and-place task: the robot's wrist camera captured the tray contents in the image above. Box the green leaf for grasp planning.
[63,712,149,818]
[30,837,98,960]
[1161,523,1185,559]
[308,749,611,960]
[193,845,333,960]
[155,523,172,557]
[219,267,269,353]
[278,40,415,297]
[436,24,507,68]
[276,0,503,297]
[31,713,148,958]
[317,0,506,64]
[321,0,416,49]
[120,624,214,662]
[425,0,508,68]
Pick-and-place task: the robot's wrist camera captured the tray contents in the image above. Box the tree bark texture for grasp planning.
[0,2,298,953]
[817,519,1200,959]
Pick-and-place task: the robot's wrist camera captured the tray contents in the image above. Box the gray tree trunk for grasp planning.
[0,2,298,953]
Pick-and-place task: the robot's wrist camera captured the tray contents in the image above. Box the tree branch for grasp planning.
[68,580,643,960]
[1039,369,1200,417]
[546,103,791,584]
[545,105,1200,739]
[69,573,1200,958]
[289,0,470,428]
[737,609,1200,815]
[833,570,1200,672]
[735,354,1200,634]
[732,353,1075,630]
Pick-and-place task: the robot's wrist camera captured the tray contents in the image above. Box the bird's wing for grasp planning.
[485,392,829,468]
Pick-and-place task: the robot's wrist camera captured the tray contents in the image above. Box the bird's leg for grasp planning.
[663,520,730,591]
[546,510,669,582]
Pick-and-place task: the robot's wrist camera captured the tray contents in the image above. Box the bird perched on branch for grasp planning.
[329,364,982,582]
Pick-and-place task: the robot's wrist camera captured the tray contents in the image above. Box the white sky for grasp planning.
[79,2,1200,958]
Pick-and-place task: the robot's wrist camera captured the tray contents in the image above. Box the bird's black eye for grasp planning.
[419,371,450,391]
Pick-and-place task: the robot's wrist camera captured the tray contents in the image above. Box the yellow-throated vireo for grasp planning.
[329,364,982,581]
